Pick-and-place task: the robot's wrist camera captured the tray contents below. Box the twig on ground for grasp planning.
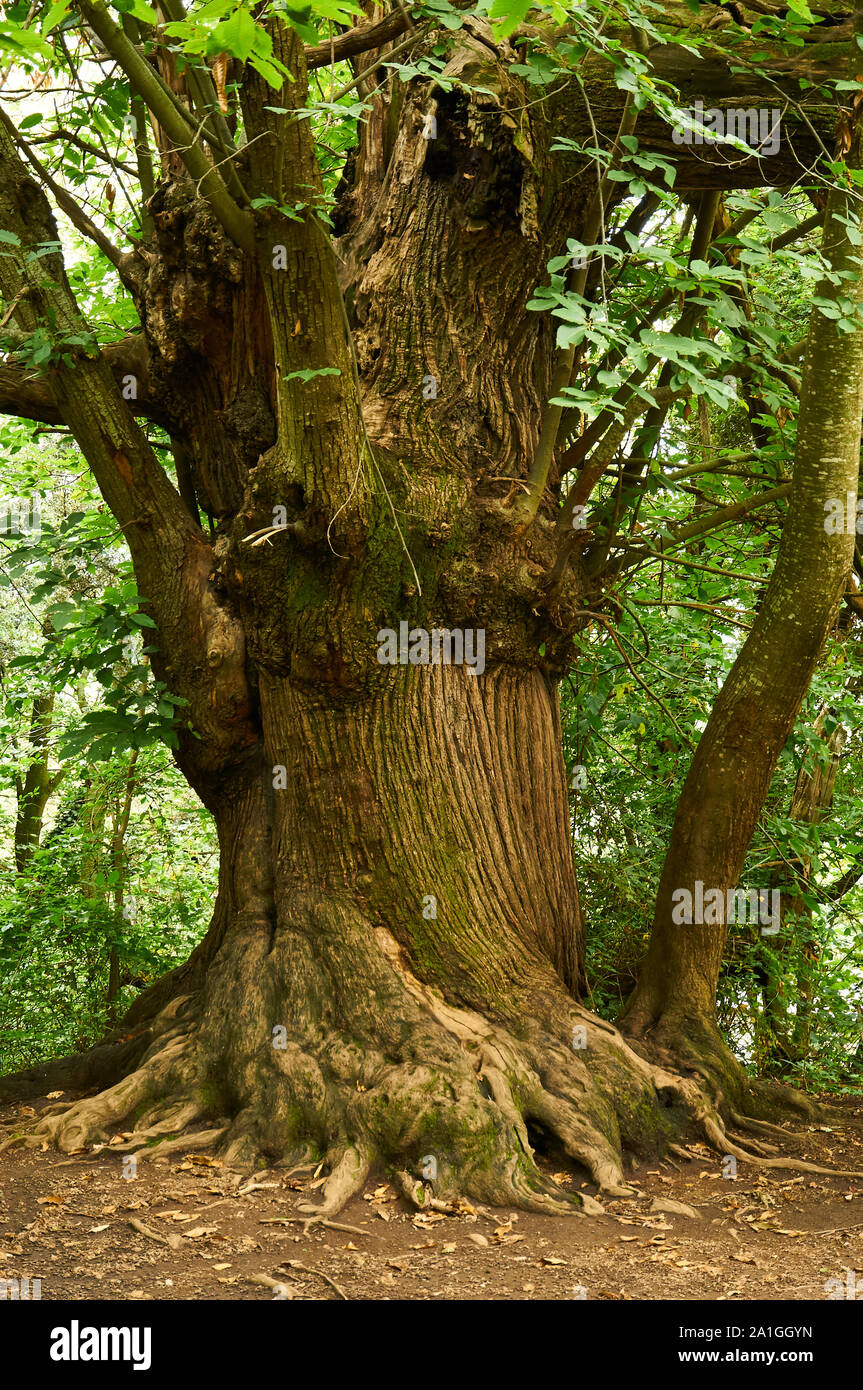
[260,1215,371,1237]
[278,1259,348,1300]
[128,1217,182,1251]
[249,1273,296,1298]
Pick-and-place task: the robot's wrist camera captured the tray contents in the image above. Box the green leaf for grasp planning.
[487,0,532,40]
[282,366,342,383]
[210,8,257,62]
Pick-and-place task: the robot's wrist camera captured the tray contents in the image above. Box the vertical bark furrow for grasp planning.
[259,662,581,1009]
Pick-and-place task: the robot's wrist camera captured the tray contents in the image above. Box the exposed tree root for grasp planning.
[260,1215,372,1237]
[724,1109,801,1144]
[124,1129,228,1163]
[698,1109,863,1178]
[0,1031,152,1106]
[650,1071,863,1180]
[667,1142,698,1162]
[129,1217,182,1251]
[2,905,858,1211]
[296,1145,372,1219]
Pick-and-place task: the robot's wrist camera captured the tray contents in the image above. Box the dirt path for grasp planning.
[1,1095,861,1301]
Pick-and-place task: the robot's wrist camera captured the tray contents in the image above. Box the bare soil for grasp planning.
[1,1094,861,1301]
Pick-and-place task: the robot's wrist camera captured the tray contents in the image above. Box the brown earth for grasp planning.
[1,1093,861,1302]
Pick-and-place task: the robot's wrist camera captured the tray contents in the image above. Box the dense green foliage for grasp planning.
[0,460,216,1067]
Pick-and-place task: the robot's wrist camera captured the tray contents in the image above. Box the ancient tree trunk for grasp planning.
[1,5,858,1205]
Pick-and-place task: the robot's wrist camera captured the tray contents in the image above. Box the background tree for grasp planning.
[623,153,863,1085]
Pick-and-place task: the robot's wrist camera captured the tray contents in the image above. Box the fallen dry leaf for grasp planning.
[451,1197,476,1214]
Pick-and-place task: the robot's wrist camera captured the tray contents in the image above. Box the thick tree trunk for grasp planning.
[263,664,582,999]
[18,666,716,1210]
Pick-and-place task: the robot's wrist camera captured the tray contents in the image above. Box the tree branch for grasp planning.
[304,10,411,70]
[150,0,248,206]
[0,336,165,428]
[77,0,255,254]
[513,60,646,526]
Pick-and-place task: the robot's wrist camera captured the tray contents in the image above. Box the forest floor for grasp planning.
[0,1093,861,1302]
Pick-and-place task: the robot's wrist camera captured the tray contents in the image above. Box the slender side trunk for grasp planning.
[624,161,863,1061]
